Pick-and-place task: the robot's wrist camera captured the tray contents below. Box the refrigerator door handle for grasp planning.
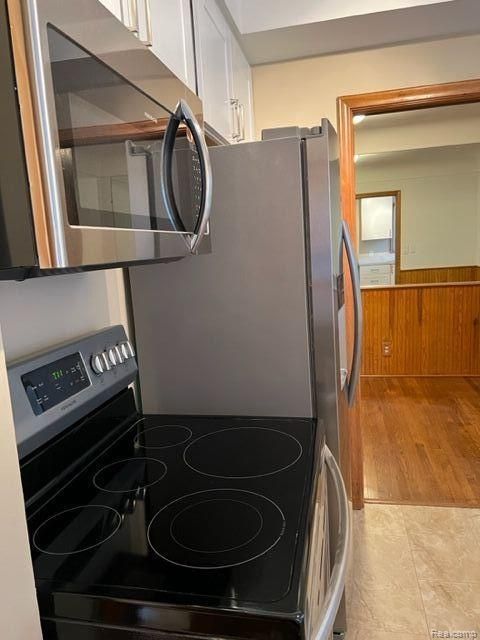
[342,220,363,407]
[314,445,352,640]
[161,100,213,254]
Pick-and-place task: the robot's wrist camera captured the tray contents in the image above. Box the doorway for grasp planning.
[337,79,480,509]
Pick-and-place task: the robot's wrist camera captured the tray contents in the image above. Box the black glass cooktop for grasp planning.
[22,390,316,614]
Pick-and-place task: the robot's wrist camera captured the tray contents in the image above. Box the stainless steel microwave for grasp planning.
[0,0,212,279]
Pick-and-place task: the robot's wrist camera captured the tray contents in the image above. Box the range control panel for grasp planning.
[90,340,135,375]
[8,326,138,459]
[22,352,90,416]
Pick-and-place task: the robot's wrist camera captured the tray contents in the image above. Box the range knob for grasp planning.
[107,347,119,367]
[101,352,111,371]
[114,345,124,364]
[120,341,135,360]
[91,353,104,375]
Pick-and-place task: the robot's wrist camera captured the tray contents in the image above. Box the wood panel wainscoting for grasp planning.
[361,283,480,376]
[397,265,480,285]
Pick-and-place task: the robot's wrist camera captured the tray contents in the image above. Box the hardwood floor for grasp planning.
[361,376,480,507]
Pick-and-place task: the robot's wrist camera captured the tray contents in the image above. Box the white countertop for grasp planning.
[359,252,396,266]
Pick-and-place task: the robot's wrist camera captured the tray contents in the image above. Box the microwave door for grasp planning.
[126,141,163,229]
[48,23,195,250]
[125,137,203,238]
[51,30,212,257]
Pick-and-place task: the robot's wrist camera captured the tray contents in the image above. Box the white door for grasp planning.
[193,0,234,141]
[139,0,196,92]
[360,196,394,240]
[230,36,255,142]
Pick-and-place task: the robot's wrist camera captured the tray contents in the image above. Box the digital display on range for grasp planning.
[21,352,90,416]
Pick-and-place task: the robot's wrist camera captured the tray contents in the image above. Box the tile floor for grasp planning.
[345,504,480,640]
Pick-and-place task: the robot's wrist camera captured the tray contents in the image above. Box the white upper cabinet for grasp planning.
[360,196,394,240]
[193,0,254,143]
[98,0,123,21]
[230,35,254,142]
[99,0,145,32]
[193,0,233,141]
[99,0,255,143]
[140,0,196,93]
[99,1,196,93]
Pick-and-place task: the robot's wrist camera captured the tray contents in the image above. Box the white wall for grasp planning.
[0,270,128,363]
[0,324,42,640]
[252,33,480,136]
[357,150,480,270]
[252,32,480,270]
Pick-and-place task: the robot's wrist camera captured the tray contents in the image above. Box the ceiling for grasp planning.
[222,0,480,64]
[226,0,455,33]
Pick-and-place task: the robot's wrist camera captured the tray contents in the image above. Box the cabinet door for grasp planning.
[360,196,394,240]
[193,0,234,141]
[98,0,123,21]
[140,0,196,92]
[99,1,141,34]
[230,36,255,142]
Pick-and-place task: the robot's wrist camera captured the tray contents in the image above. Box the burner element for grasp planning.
[171,499,263,553]
[134,425,192,449]
[93,457,167,493]
[184,427,302,479]
[147,489,285,569]
[33,505,121,555]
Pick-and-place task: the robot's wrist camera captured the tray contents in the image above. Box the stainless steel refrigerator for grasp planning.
[128,120,362,636]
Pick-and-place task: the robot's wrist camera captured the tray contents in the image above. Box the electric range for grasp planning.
[10,327,330,640]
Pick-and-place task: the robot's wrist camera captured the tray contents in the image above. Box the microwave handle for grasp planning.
[341,220,363,407]
[161,100,213,254]
[314,445,352,640]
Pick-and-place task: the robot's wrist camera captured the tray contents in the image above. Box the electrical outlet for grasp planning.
[382,340,393,357]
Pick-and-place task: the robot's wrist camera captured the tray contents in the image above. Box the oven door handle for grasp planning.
[314,445,352,640]
[161,100,213,254]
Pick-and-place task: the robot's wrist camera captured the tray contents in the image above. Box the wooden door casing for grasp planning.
[337,78,480,510]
